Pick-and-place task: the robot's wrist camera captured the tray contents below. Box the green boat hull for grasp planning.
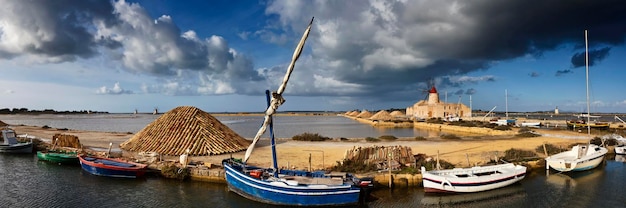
[37,151,79,165]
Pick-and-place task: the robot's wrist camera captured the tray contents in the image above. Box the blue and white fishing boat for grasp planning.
[222,17,373,206]
[0,128,33,153]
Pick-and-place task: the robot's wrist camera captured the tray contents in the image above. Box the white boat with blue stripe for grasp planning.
[545,144,607,172]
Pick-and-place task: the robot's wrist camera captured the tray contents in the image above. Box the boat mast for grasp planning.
[243,17,314,164]
[585,30,591,135]
[266,90,278,177]
[505,89,508,120]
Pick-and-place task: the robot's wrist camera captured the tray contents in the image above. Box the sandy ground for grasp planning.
[12,124,596,170]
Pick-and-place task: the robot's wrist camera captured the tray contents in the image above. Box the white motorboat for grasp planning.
[420,163,527,193]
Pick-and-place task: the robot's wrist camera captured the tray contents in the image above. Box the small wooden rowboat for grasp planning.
[37,150,79,165]
[78,155,147,178]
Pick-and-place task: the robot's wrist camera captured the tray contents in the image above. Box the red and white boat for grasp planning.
[421,163,526,193]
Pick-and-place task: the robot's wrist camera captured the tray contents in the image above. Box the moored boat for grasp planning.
[78,155,147,178]
[520,122,541,127]
[545,144,607,172]
[420,163,527,193]
[566,119,609,130]
[37,150,79,165]
[223,17,373,206]
[615,144,626,155]
[223,158,372,206]
[0,129,33,153]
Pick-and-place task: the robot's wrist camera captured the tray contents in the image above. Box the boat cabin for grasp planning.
[0,129,19,145]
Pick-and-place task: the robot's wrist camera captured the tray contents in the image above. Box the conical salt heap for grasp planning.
[356,110,373,118]
[369,110,393,121]
[120,106,251,156]
[390,110,404,117]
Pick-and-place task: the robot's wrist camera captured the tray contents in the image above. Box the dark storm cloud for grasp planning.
[570,47,611,68]
[0,0,117,60]
[265,0,626,98]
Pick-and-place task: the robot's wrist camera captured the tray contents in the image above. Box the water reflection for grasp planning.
[420,184,526,207]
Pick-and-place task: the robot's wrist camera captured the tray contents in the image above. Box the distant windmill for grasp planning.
[418,79,436,101]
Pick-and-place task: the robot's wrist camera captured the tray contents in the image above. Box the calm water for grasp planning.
[0,114,438,138]
[1,114,625,207]
[1,154,625,207]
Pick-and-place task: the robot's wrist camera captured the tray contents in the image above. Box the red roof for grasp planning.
[429,86,437,93]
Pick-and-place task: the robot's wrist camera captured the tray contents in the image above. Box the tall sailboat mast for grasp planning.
[505,89,508,120]
[585,30,591,135]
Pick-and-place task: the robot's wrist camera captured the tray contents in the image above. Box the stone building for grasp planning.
[406,86,471,120]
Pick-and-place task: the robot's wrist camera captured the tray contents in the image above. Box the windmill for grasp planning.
[418,79,436,101]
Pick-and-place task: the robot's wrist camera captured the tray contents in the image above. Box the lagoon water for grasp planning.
[0,114,438,138]
[1,114,625,207]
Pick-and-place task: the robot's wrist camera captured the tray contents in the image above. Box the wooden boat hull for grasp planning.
[37,151,79,164]
[223,159,366,206]
[545,144,607,172]
[421,164,527,193]
[0,142,33,153]
[79,155,147,178]
[566,121,609,130]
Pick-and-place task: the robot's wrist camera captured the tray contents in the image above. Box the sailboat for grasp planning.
[222,17,373,206]
[545,30,608,172]
[492,89,516,126]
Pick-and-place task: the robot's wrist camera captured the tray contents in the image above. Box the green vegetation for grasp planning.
[414,136,427,141]
[379,135,398,141]
[590,136,619,146]
[365,137,380,142]
[426,118,444,124]
[440,134,461,140]
[516,127,540,137]
[502,148,539,162]
[331,159,378,173]
[292,132,331,141]
[415,153,455,171]
[493,125,512,131]
[535,143,567,155]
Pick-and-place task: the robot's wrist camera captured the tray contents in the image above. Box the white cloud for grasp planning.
[96,82,132,95]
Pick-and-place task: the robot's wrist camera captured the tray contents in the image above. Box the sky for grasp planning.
[1,0,626,114]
